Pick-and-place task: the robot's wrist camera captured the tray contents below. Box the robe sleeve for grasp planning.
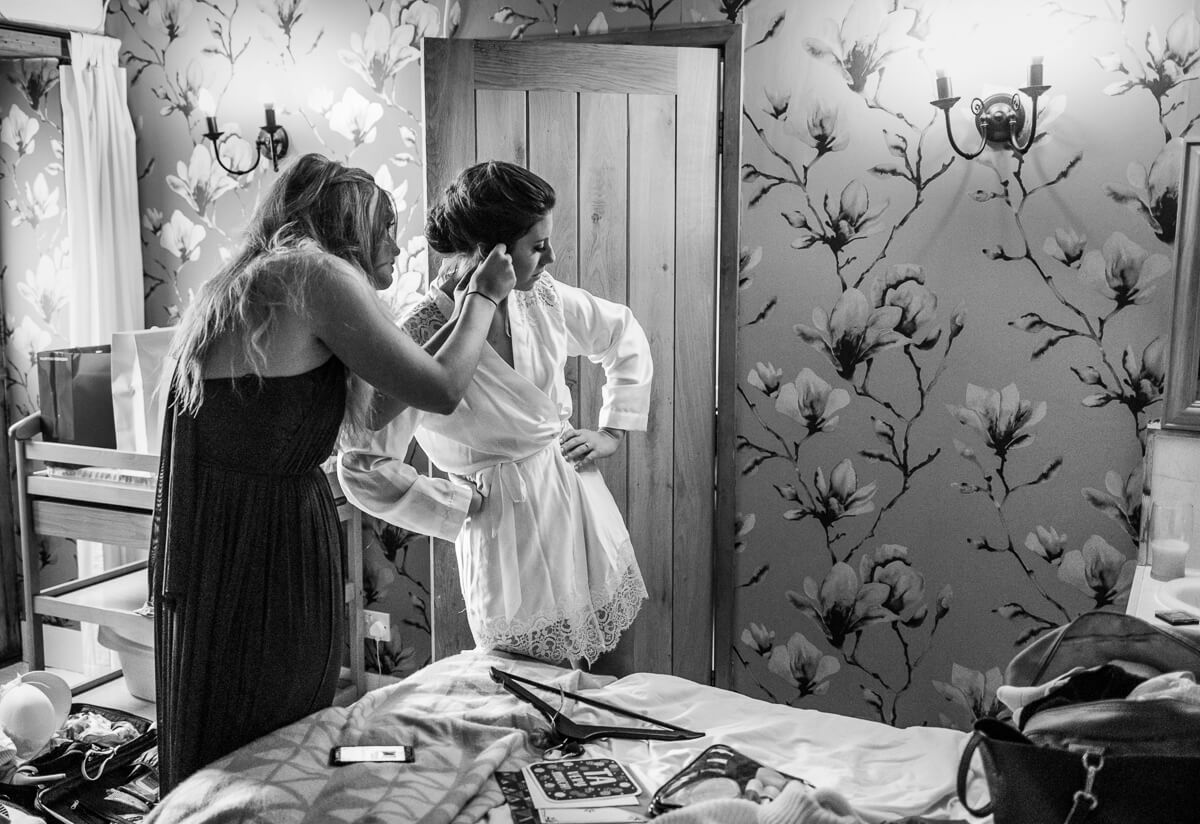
[335,293,472,541]
[559,281,653,432]
[337,407,472,542]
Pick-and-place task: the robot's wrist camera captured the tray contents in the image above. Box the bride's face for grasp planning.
[509,213,555,291]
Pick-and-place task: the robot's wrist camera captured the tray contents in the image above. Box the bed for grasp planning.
[145,651,979,823]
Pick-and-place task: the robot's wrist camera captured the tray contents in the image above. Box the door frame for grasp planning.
[422,25,742,684]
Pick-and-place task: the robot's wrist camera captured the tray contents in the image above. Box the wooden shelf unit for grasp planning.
[9,412,366,698]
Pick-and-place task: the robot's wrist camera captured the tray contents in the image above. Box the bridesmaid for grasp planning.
[149,152,515,792]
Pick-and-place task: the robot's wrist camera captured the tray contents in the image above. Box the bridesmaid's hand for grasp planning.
[468,244,515,303]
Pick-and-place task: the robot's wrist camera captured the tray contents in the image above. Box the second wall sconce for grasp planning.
[198,89,290,176]
[930,57,1050,160]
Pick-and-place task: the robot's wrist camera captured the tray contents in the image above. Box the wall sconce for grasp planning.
[198,90,290,176]
[930,57,1050,160]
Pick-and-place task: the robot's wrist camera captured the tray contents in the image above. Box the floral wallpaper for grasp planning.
[0,0,1187,724]
[727,0,1184,728]
[0,57,78,593]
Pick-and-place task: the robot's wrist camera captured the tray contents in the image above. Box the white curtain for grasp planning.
[61,32,142,346]
[60,32,144,673]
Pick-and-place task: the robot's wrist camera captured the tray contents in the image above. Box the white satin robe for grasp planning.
[338,273,652,665]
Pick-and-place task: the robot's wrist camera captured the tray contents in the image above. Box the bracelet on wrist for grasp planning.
[466,290,500,308]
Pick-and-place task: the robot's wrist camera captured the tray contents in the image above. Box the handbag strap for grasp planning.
[1062,750,1103,824]
[955,730,992,817]
[80,745,116,781]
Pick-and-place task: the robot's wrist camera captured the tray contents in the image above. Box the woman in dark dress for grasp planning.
[149,153,515,792]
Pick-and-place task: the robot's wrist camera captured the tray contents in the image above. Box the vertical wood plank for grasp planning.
[578,93,629,518]
[475,89,527,164]
[620,93,677,675]
[424,38,476,285]
[422,37,478,661]
[674,47,719,684]
[528,91,581,423]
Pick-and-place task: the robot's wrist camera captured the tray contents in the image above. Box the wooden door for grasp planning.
[422,30,740,682]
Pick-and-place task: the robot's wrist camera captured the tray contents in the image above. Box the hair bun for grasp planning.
[424,201,456,254]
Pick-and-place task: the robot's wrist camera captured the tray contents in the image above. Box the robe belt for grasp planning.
[472,442,557,503]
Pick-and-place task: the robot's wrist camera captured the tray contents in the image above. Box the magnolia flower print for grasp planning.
[6,174,60,229]
[784,458,877,527]
[802,0,915,95]
[1083,468,1143,541]
[166,144,238,216]
[1043,227,1087,267]
[1078,231,1169,308]
[774,367,850,434]
[401,1,441,39]
[152,0,198,42]
[787,561,895,649]
[327,88,384,146]
[1104,141,1181,244]
[1057,535,1135,608]
[11,62,58,114]
[830,179,888,252]
[1,105,38,156]
[946,383,1046,459]
[747,362,783,396]
[766,632,841,696]
[795,287,905,380]
[10,315,52,371]
[789,100,848,154]
[159,210,206,263]
[742,622,775,655]
[859,544,927,625]
[869,264,939,348]
[932,664,1006,730]
[339,11,422,92]
[373,164,410,215]
[17,253,70,325]
[1024,525,1068,563]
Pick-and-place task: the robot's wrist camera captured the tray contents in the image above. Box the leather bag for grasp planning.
[956,612,1200,824]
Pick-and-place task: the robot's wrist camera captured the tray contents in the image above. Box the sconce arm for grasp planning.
[932,97,988,161]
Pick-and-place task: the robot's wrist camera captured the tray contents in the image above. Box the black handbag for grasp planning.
[956,612,1200,823]
[0,703,157,821]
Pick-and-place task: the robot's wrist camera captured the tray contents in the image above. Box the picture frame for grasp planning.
[1163,137,1200,429]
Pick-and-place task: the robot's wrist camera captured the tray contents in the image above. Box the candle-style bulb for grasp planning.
[935,69,952,100]
[205,115,219,135]
[1029,55,1044,87]
[264,103,277,129]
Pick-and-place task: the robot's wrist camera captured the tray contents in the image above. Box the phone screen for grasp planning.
[330,745,414,764]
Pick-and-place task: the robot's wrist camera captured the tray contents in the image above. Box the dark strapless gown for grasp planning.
[149,357,346,792]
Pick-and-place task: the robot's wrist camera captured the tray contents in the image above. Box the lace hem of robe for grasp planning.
[471,557,648,666]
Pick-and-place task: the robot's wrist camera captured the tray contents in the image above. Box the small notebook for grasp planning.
[521,758,642,808]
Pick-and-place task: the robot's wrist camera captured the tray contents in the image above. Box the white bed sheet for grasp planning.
[555,669,976,822]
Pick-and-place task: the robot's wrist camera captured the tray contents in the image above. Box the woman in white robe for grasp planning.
[338,161,652,666]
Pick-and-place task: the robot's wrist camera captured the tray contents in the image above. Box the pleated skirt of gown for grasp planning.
[149,357,346,792]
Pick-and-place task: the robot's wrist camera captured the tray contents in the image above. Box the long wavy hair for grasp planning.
[425,160,556,286]
[171,153,396,426]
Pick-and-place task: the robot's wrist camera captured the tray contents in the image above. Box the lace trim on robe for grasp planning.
[469,546,648,667]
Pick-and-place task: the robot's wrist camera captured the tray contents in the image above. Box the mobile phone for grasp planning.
[330,745,413,765]
[1155,609,1200,626]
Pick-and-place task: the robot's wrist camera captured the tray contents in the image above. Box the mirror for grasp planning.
[1164,137,1200,429]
